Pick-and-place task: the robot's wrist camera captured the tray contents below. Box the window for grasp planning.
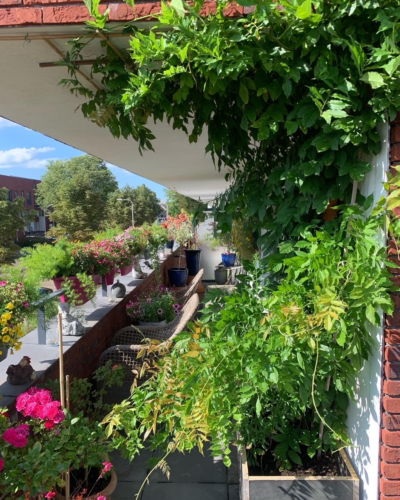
[27,191,32,205]
[8,190,12,201]
[21,191,24,198]
[14,190,18,198]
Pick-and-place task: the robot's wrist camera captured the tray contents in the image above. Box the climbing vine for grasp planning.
[63,0,400,250]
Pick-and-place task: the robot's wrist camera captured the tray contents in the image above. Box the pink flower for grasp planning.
[45,492,56,499]
[23,302,30,308]
[0,281,6,286]
[16,392,30,412]
[52,410,65,424]
[45,421,56,430]
[16,424,30,437]
[2,427,29,448]
[0,458,4,472]
[102,461,113,473]
[97,497,106,500]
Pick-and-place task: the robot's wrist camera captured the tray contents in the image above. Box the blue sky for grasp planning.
[0,117,167,199]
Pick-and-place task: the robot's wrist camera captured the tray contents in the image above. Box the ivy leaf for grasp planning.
[282,77,292,97]
[360,72,385,89]
[170,0,186,17]
[239,81,249,104]
[296,0,312,20]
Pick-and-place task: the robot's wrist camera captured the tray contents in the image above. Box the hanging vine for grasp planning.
[61,0,400,250]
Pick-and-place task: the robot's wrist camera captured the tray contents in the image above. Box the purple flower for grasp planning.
[147,298,152,303]
[157,308,163,315]
[0,281,7,286]
[174,309,179,315]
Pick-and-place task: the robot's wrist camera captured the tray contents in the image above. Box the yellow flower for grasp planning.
[6,303,14,310]
[2,327,8,334]
[15,343,21,351]
[2,335,10,343]
[0,319,6,326]
[2,313,11,321]
[0,350,2,356]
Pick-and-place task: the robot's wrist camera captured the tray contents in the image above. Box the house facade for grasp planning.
[0,174,48,234]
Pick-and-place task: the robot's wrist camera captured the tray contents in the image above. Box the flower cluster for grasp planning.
[16,387,66,428]
[2,424,30,447]
[0,281,31,354]
[126,286,180,323]
[162,213,192,247]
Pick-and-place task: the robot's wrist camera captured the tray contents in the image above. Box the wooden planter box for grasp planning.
[238,446,360,500]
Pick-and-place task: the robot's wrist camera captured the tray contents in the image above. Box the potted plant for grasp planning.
[0,362,125,499]
[221,242,236,267]
[0,281,30,362]
[126,286,180,325]
[163,213,193,287]
[214,265,228,285]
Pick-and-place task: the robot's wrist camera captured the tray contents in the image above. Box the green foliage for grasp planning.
[103,195,398,470]
[0,188,35,264]
[107,184,161,229]
[165,189,207,225]
[62,0,400,251]
[35,155,118,241]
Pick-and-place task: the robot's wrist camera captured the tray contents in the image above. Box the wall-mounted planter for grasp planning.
[238,445,359,500]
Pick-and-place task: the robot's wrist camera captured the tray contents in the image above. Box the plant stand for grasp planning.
[238,445,360,500]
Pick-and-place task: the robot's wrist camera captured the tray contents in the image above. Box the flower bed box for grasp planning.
[238,445,360,500]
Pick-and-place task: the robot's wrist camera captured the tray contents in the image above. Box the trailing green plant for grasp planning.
[61,0,400,252]
[103,183,400,471]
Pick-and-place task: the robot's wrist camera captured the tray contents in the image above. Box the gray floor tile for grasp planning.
[111,448,153,483]
[142,483,228,500]
[113,481,144,500]
[228,484,240,500]
[150,449,226,484]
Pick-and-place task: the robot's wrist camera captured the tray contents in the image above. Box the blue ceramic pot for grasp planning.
[165,240,174,249]
[168,267,188,288]
[185,249,202,276]
[221,253,236,267]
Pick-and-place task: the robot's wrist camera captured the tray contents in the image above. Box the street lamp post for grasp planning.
[117,198,135,228]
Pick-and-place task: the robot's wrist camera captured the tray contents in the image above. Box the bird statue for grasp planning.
[6,356,36,385]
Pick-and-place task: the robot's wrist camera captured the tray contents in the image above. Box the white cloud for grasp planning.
[0,147,56,169]
[0,117,20,130]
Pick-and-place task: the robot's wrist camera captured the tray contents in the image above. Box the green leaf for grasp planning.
[297,352,305,369]
[360,72,385,89]
[256,397,262,417]
[239,81,249,105]
[282,77,292,97]
[289,450,303,465]
[298,104,319,128]
[297,0,312,20]
[285,121,298,135]
[366,304,377,324]
[170,0,186,17]
[383,56,400,76]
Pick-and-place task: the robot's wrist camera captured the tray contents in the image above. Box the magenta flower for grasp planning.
[0,458,3,472]
[102,461,113,473]
[0,281,6,286]
[45,492,56,499]
[2,427,29,448]
[97,497,106,500]
[157,308,163,315]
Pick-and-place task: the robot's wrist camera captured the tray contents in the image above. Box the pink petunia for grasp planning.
[0,458,4,472]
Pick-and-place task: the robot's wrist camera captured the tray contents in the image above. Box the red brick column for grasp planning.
[381,115,400,500]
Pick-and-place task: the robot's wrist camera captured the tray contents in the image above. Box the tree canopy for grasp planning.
[107,184,162,229]
[165,189,207,224]
[0,188,36,263]
[35,155,118,241]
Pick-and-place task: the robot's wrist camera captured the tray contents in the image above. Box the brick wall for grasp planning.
[381,116,400,500]
[0,0,243,27]
[7,249,181,412]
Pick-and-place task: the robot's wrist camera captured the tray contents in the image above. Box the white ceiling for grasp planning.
[0,25,229,201]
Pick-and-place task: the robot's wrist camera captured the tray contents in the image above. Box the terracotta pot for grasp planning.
[120,264,133,276]
[53,276,92,305]
[104,268,116,286]
[56,469,117,500]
